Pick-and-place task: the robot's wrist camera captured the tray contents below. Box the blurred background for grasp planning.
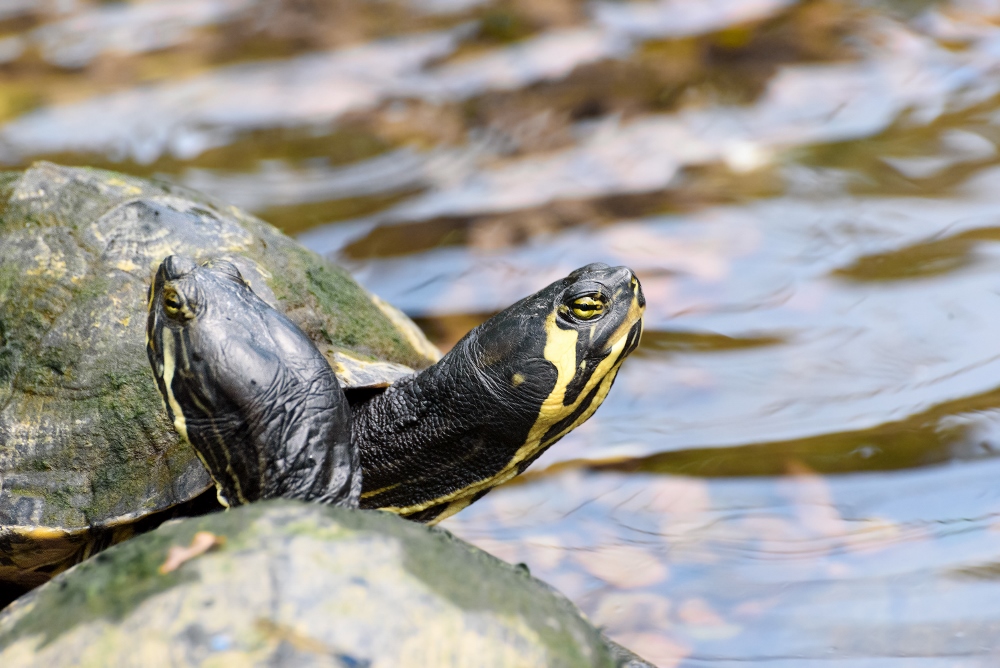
[9,0,1000,664]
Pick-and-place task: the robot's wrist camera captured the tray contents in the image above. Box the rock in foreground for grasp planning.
[0,501,645,667]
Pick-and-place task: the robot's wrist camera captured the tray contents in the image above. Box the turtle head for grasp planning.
[468,261,645,453]
[493,261,644,379]
[356,263,644,522]
[146,255,358,508]
[147,255,239,323]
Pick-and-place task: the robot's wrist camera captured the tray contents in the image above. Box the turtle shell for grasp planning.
[0,162,440,591]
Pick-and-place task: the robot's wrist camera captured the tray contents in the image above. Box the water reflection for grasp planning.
[445,458,1000,666]
[4,0,1000,664]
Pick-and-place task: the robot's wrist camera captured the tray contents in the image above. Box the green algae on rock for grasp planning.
[0,501,632,668]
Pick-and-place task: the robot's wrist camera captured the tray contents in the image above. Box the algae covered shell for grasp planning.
[0,162,440,592]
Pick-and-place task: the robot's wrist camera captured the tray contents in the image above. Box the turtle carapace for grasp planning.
[147,258,645,524]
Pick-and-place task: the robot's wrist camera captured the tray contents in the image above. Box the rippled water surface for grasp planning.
[11,0,1000,664]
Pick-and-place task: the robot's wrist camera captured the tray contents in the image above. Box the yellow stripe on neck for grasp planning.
[520,317,631,455]
[161,329,241,507]
[160,331,190,444]
[386,311,634,524]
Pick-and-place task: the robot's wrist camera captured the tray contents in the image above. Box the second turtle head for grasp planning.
[146,255,358,508]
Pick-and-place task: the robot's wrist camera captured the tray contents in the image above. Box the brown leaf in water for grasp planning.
[159,531,225,574]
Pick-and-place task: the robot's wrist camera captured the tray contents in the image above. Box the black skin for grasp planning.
[148,258,643,520]
[147,256,359,507]
[356,263,644,521]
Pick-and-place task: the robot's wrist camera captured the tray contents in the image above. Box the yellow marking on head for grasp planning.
[518,318,633,456]
[536,337,629,448]
[381,313,590,522]
[145,287,156,350]
[178,332,248,505]
[511,373,525,387]
[162,329,244,506]
[593,279,645,359]
[160,331,190,444]
[379,288,645,523]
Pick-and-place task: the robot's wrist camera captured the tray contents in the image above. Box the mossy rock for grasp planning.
[0,162,440,591]
[0,501,642,668]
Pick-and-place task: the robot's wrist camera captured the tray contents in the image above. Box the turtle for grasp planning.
[0,161,645,601]
[145,254,644,521]
[0,500,654,667]
[0,161,440,598]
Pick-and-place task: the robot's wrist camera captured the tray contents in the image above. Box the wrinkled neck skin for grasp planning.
[352,326,558,523]
[179,335,360,508]
[151,258,642,523]
[352,264,643,524]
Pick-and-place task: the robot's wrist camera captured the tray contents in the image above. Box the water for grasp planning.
[7,0,1000,664]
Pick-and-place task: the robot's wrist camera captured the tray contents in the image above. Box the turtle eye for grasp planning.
[569,294,606,320]
[162,286,184,316]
